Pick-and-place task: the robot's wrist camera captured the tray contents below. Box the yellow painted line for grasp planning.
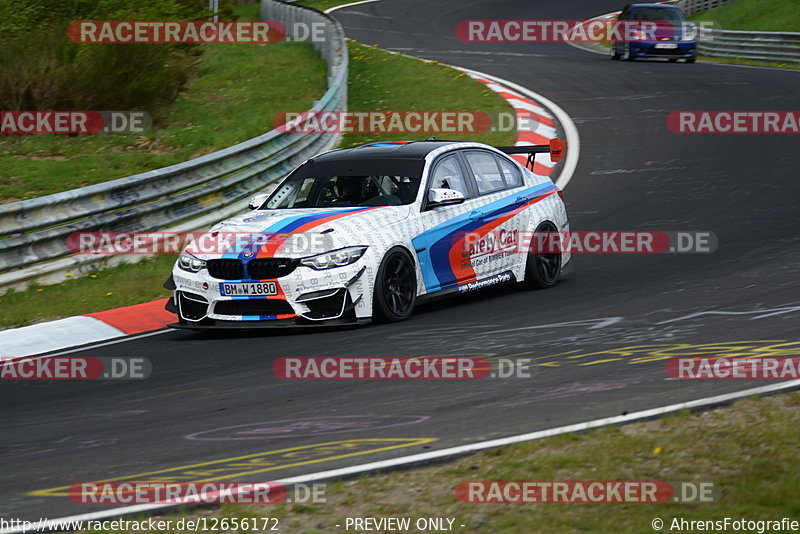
[578,358,624,366]
[553,341,800,367]
[29,438,436,497]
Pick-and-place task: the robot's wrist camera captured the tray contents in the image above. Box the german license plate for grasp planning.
[655,43,678,49]
[220,282,277,296]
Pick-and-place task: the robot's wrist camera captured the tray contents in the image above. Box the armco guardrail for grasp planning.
[0,0,348,292]
[697,28,800,64]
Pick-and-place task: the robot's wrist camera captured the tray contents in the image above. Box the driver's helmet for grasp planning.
[337,176,364,201]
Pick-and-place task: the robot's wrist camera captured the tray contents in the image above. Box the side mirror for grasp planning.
[248,193,270,210]
[427,188,465,208]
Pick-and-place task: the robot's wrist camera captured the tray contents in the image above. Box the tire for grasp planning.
[669,58,678,62]
[611,43,621,60]
[624,43,635,61]
[687,57,696,63]
[372,247,417,323]
[524,221,562,290]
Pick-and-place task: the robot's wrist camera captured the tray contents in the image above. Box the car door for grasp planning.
[460,150,529,279]
[412,152,484,293]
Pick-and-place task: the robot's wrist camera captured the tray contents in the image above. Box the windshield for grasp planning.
[264,158,424,209]
[632,7,686,22]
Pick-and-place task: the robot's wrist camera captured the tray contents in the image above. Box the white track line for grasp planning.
[324,0,381,14]
[5,379,798,534]
[565,13,619,56]
[1,329,170,363]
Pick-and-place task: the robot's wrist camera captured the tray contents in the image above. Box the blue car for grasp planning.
[611,3,697,63]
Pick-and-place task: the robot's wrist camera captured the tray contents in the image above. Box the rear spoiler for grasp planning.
[496,138,565,170]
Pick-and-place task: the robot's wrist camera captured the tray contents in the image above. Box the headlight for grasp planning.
[178,253,206,273]
[300,246,368,270]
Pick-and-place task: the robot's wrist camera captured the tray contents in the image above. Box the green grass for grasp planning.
[0,256,176,329]
[698,55,800,70]
[83,392,800,533]
[233,1,261,20]
[691,0,800,32]
[343,41,515,147]
[0,4,327,203]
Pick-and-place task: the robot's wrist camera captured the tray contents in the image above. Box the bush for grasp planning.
[0,0,238,112]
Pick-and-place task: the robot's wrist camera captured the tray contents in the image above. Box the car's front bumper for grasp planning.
[168,315,370,330]
[630,41,696,58]
[166,259,373,328]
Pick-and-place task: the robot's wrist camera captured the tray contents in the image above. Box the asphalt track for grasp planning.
[2,0,800,522]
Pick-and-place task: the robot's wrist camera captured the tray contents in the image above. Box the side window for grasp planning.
[268,177,315,209]
[294,177,316,206]
[430,155,470,198]
[496,156,523,188]
[465,151,505,195]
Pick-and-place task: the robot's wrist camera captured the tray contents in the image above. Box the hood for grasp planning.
[191,205,410,260]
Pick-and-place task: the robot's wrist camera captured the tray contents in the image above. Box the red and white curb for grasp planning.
[453,65,580,191]
[0,299,173,359]
[0,65,578,361]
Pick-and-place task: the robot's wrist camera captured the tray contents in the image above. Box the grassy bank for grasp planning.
[344,41,514,147]
[86,392,800,533]
[689,0,800,69]
[0,3,327,203]
[698,56,800,70]
[691,0,800,32]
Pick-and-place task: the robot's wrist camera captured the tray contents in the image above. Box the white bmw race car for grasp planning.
[165,139,570,328]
